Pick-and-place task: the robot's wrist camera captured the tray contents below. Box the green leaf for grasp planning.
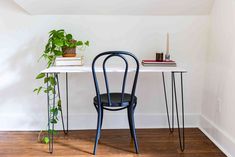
[57,29,65,33]
[66,34,73,40]
[51,118,57,124]
[76,41,83,46]
[70,43,76,48]
[50,107,58,117]
[53,39,64,47]
[49,77,56,86]
[44,85,55,94]
[47,55,55,61]
[44,48,50,54]
[44,77,49,83]
[37,86,43,94]
[52,88,56,94]
[64,41,70,47]
[49,30,56,37]
[44,86,53,93]
[58,99,62,111]
[54,50,63,56]
[84,41,90,46]
[47,61,53,68]
[33,88,38,92]
[49,29,56,34]
[36,73,45,79]
[42,136,50,144]
[58,31,65,36]
[45,43,51,51]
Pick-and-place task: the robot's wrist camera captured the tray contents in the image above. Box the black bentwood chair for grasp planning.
[92,51,140,155]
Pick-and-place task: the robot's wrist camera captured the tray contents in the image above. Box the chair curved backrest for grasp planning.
[92,51,140,108]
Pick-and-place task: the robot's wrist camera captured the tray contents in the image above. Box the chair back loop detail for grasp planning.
[92,51,139,108]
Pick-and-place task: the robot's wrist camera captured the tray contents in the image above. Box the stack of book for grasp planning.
[142,60,176,67]
[55,56,84,66]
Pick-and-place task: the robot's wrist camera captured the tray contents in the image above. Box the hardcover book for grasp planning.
[142,60,176,67]
[55,56,84,66]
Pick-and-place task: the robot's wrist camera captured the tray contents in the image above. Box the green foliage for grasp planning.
[41,29,89,68]
[42,136,50,144]
[48,129,58,135]
[36,73,45,79]
[58,99,62,111]
[34,29,89,145]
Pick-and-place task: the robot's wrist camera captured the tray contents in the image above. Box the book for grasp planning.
[142,60,176,67]
[55,56,82,61]
[55,56,84,66]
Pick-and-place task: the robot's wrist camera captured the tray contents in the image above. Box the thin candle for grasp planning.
[166,32,169,54]
[165,32,171,61]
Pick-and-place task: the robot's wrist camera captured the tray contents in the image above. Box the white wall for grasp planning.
[0,0,209,131]
[200,0,235,156]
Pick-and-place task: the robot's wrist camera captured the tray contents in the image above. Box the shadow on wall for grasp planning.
[0,36,47,129]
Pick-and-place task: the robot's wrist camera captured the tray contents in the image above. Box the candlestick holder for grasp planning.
[165,53,170,61]
[156,52,164,61]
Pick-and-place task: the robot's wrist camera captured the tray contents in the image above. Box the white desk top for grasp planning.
[41,65,187,73]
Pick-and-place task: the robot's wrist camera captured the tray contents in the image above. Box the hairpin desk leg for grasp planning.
[162,72,174,133]
[55,74,67,134]
[173,72,185,152]
[51,77,56,153]
[46,73,56,153]
[46,73,52,153]
[66,72,69,134]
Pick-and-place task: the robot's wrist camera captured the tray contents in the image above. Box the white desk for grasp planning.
[42,65,186,153]
[41,65,187,73]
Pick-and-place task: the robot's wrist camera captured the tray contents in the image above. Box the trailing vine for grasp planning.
[34,29,89,143]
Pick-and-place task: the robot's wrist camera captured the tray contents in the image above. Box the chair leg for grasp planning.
[127,108,134,139]
[99,108,103,140]
[129,105,139,154]
[100,108,104,130]
[93,108,103,155]
[94,105,103,140]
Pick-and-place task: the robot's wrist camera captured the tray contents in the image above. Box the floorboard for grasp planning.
[0,128,226,157]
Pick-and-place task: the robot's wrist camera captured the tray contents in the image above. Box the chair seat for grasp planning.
[94,93,137,107]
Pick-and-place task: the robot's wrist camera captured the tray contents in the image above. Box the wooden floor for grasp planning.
[0,128,226,157]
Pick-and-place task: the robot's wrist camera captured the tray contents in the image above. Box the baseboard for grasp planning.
[67,113,200,130]
[199,115,235,157]
[0,113,199,131]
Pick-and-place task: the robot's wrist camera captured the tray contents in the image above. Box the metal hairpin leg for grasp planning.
[51,76,56,153]
[162,72,174,133]
[55,74,68,135]
[47,73,56,153]
[162,72,185,152]
[47,73,70,153]
[66,72,69,134]
[173,72,185,151]
[46,73,52,153]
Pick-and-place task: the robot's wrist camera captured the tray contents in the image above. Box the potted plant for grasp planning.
[43,29,89,66]
[34,29,89,143]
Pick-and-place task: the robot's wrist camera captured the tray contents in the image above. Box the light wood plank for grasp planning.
[0,128,226,157]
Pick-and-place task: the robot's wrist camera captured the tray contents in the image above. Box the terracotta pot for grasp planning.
[62,39,77,57]
[62,47,76,57]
